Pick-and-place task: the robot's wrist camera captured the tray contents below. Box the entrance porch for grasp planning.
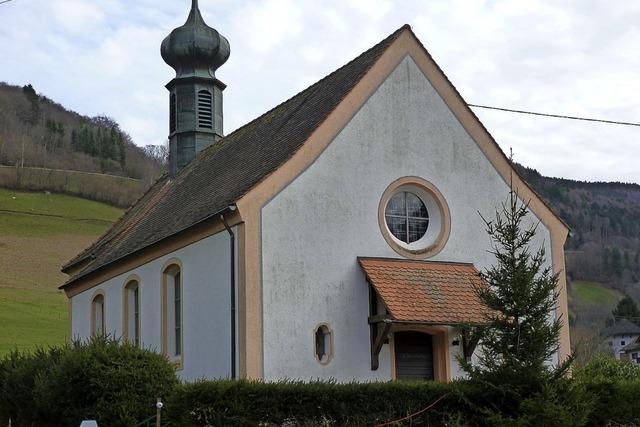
[358,257,487,381]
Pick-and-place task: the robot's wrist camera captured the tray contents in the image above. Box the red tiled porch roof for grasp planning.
[358,257,488,324]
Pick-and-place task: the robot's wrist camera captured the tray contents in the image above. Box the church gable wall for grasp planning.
[260,55,553,381]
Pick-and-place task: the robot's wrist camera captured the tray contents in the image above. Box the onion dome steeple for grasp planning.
[161,0,230,79]
[161,0,230,176]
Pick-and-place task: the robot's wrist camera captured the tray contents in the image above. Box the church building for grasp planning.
[60,0,571,382]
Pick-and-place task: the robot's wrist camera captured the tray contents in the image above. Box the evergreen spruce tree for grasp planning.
[612,295,640,324]
[458,190,592,427]
[459,189,571,406]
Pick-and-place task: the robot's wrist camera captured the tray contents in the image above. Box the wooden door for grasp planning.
[394,331,434,380]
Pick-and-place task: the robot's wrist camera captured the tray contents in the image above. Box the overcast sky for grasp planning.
[0,0,638,183]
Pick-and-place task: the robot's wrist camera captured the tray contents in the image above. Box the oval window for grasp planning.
[314,324,332,364]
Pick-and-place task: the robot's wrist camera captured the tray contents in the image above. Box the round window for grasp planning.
[384,191,429,243]
[378,177,451,259]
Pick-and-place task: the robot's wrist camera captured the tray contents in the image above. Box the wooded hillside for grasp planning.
[517,164,640,352]
[0,83,166,186]
[518,165,640,295]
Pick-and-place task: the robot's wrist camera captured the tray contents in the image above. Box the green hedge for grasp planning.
[166,379,594,427]
[167,380,467,426]
[0,336,178,427]
[165,378,640,427]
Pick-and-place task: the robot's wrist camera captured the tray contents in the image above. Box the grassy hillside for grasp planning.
[570,280,623,309]
[0,188,121,354]
[0,165,147,208]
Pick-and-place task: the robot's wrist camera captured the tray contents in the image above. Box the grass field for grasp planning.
[570,280,624,307]
[0,188,122,355]
[0,288,68,352]
[0,165,145,207]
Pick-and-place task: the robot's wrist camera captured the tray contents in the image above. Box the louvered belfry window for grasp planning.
[197,90,213,129]
[169,93,177,133]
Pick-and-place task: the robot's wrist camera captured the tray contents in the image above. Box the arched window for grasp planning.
[163,263,183,363]
[123,280,140,346]
[169,93,177,133]
[91,293,105,336]
[197,90,213,129]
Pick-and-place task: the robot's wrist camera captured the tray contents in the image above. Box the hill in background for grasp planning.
[517,165,640,294]
[0,83,166,186]
[517,164,640,356]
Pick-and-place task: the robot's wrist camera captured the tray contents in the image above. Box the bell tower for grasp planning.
[161,0,230,176]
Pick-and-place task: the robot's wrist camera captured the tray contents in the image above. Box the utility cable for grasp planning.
[468,104,640,128]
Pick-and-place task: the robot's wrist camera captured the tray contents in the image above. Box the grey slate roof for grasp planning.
[60,25,408,288]
[603,318,640,337]
[621,337,640,353]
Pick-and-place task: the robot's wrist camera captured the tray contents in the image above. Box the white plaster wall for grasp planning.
[448,327,467,379]
[70,229,235,381]
[261,55,552,381]
[609,334,640,359]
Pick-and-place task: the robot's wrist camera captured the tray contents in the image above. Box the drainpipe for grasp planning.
[220,205,237,379]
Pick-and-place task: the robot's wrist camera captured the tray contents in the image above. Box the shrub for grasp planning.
[584,381,640,426]
[0,336,179,427]
[0,347,63,424]
[465,378,593,427]
[572,355,640,426]
[573,354,640,383]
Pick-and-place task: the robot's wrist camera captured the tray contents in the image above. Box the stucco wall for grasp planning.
[607,333,640,359]
[70,229,236,381]
[261,55,552,381]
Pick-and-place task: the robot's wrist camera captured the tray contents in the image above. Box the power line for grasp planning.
[468,103,640,128]
[0,0,14,4]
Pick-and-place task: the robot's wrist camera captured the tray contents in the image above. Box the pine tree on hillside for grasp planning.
[20,84,41,125]
[612,296,640,325]
[459,189,569,386]
[611,247,623,278]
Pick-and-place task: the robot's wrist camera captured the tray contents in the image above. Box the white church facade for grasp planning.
[61,1,570,382]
